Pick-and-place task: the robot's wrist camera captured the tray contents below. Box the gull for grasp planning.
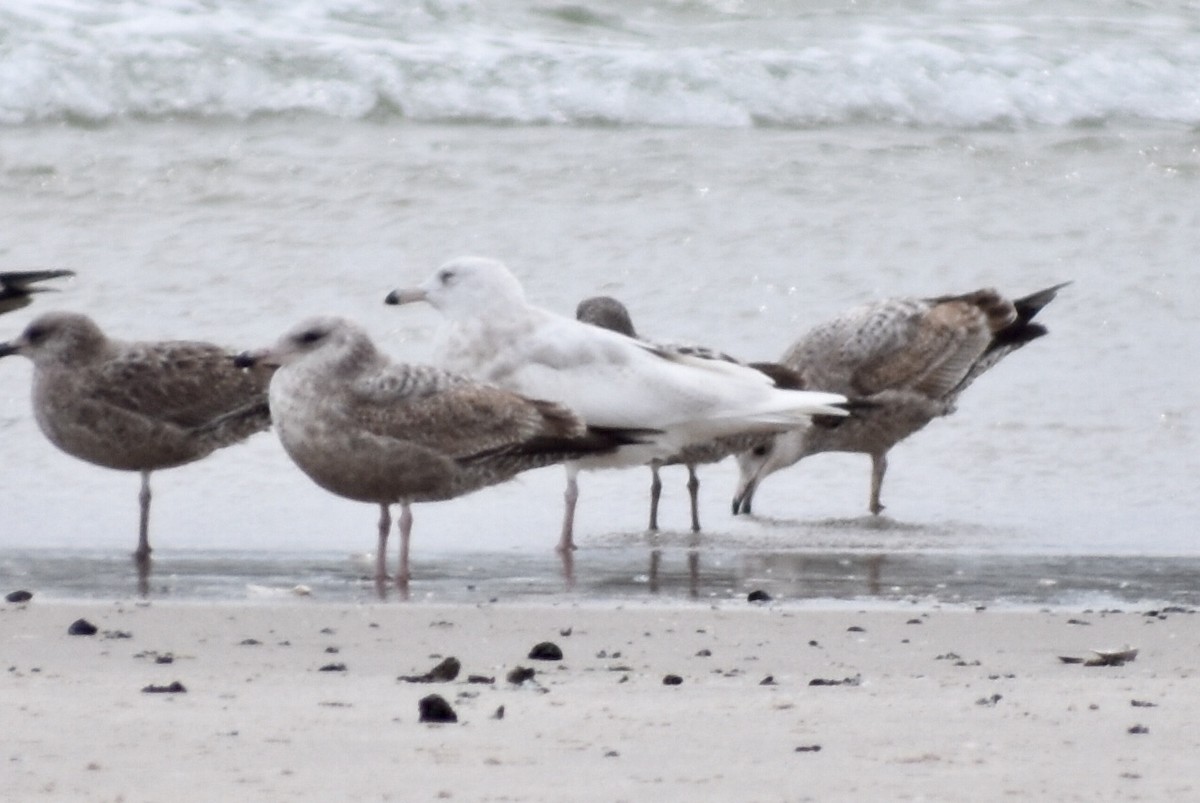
[0,311,273,566]
[0,270,75,315]
[234,317,641,586]
[385,256,849,551]
[576,295,814,533]
[731,283,1069,517]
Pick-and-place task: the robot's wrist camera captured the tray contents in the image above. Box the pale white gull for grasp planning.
[0,270,75,316]
[234,317,640,587]
[731,283,1068,517]
[385,256,849,551]
[0,311,273,566]
[576,294,809,533]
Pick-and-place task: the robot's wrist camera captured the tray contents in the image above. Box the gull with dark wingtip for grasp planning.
[576,294,813,533]
[732,283,1069,517]
[0,270,76,315]
[235,317,641,588]
[386,256,850,551]
[0,312,273,569]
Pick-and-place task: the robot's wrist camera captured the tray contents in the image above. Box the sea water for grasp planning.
[0,0,1197,604]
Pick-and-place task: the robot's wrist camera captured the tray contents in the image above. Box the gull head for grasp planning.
[236,317,376,373]
[0,311,108,366]
[386,256,527,320]
[731,430,809,515]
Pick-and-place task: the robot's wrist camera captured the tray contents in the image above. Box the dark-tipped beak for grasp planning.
[0,341,19,358]
[385,287,428,306]
[232,351,260,369]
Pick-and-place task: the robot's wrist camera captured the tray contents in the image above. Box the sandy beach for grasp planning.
[3,597,1196,802]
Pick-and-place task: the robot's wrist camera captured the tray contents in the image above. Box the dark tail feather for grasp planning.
[457,425,659,466]
[1013,281,1071,324]
[747,361,806,390]
[953,282,1068,395]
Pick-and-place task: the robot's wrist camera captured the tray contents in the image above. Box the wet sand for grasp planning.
[3,598,1197,801]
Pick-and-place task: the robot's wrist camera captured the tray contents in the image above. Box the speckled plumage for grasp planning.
[0,311,273,562]
[244,316,630,586]
[732,283,1067,516]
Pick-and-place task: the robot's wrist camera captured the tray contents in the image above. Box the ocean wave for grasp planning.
[2,1,1198,129]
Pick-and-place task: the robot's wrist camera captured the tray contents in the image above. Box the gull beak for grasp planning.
[233,349,276,369]
[385,287,428,306]
[0,341,18,358]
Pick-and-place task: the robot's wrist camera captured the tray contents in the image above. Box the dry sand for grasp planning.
[2,597,1197,802]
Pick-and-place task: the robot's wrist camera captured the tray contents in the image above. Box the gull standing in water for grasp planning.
[385,256,849,551]
[0,270,75,315]
[235,317,641,588]
[732,283,1068,517]
[0,311,273,575]
[576,295,817,533]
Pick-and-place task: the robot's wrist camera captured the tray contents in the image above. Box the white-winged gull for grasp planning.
[0,270,75,315]
[0,311,273,564]
[576,294,805,533]
[385,256,849,551]
[234,316,640,586]
[731,283,1068,516]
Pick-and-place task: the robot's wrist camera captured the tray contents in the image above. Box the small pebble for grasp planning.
[5,590,33,603]
[747,590,771,603]
[507,666,536,685]
[318,663,347,672]
[528,642,563,661]
[418,694,458,723]
[1128,725,1149,735]
[493,705,505,720]
[68,619,98,636]
[795,745,822,753]
[142,681,187,694]
[662,674,683,686]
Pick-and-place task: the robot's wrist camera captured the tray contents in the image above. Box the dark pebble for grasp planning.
[1067,618,1091,626]
[467,674,495,685]
[1128,725,1149,735]
[418,694,458,723]
[528,642,563,661]
[103,630,133,640]
[318,663,347,672]
[696,648,712,657]
[976,694,1003,707]
[662,674,683,686]
[847,626,865,633]
[325,646,339,654]
[906,619,922,625]
[809,675,861,687]
[1058,655,1084,664]
[493,705,505,720]
[1131,700,1157,708]
[759,675,776,686]
[142,681,187,694]
[507,666,536,685]
[747,590,771,603]
[795,745,822,753]
[239,638,261,646]
[155,654,175,665]
[5,590,33,603]
[400,657,462,683]
[68,619,98,636]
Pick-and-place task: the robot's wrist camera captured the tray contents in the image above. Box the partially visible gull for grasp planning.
[235,317,640,586]
[0,311,273,565]
[732,283,1069,516]
[385,256,849,551]
[576,295,814,533]
[0,270,75,315]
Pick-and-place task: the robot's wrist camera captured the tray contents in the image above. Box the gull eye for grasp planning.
[751,444,770,458]
[298,329,324,345]
[438,269,456,285]
[24,325,48,343]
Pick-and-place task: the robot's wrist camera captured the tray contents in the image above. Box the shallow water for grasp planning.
[1,1,1198,606]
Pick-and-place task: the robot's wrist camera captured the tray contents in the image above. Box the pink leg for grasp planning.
[870,453,888,515]
[648,464,662,531]
[375,504,391,582]
[135,471,152,565]
[686,464,701,533]
[559,465,579,552]
[397,503,413,588]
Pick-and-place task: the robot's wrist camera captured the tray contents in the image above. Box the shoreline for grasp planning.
[3,598,1197,801]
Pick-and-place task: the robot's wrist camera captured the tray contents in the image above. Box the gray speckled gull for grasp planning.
[732,283,1068,516]
[0,311,273,564]
[236,317,636,587]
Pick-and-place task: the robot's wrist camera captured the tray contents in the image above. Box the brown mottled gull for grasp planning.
[0,311,273,563]
[234,317,640,586]
[576,295,804,533]
[385,256,849,552]
[732,283,1069,516]
[0,270,75,315]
